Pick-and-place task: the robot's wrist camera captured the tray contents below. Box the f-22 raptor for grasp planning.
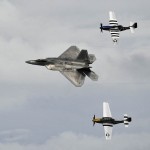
[26,46,98,87]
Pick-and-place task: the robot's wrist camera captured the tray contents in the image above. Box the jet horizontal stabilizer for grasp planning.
[78,68,98,81]
[84,70,98,81]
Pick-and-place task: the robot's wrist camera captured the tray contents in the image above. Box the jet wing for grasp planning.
[58,46,80,60]
[109,11,119,43]
[103,102,112,117]
[60,70,85,87]
[104,125,113,140]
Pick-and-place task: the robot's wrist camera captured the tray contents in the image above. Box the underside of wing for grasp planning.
[103,102,112,117]
[111,33,119,44]
[104,125,113,140]
[109,11,118,26]
[60,70,85,87]
[58,46,80,60]
[109,11,119,44]
[110,28,119,44]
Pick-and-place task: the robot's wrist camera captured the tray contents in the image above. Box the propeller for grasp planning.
[92,115,95,126]
[100,23,103,33]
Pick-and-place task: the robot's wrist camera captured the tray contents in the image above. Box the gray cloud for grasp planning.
[0,132,150,150]
[0,0,150,147]
[0,129,30,143]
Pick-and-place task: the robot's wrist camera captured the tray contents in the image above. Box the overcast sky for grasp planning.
[0,0,150,149]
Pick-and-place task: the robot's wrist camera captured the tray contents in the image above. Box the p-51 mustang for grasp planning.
[100,11,137,44]
[92,102,132,140]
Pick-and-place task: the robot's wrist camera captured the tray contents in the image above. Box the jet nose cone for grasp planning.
[25,60,30,64]
[25,60,36,64]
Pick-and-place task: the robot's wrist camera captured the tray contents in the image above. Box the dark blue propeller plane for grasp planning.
[100,11,137,44]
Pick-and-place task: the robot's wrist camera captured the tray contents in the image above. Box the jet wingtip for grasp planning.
[74,84,83,87]
[69,45,79,49]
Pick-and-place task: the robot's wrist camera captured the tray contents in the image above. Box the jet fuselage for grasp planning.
[26,58,90,71]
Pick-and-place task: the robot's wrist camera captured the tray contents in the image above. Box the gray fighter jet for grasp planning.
[26,46,98,87]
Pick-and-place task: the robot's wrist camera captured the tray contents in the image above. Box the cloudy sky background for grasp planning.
[0,0,150,149]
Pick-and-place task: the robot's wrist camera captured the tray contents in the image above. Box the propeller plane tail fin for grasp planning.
[130,22,137,33]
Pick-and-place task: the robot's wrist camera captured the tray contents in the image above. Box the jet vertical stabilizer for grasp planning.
[76,50,89,62]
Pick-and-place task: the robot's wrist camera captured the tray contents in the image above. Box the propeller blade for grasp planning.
[93,115,95,126]
[100,23,103,33]
[93,115,95,119]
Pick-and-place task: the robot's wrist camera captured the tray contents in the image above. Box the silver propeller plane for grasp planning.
[26,46,98,87]
[92,102,132,140]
